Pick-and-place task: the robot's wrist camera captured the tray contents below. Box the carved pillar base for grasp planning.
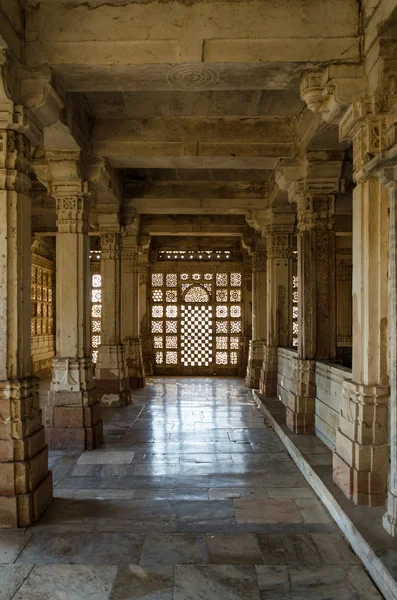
[245,340,265,389]
[125,338,145,389]
[333,380,388,506]
[383,492,397,536]
[286,358,316,433]
[46,357,103,451]
[259,345,279,396]
[96,345,130,407]
[0,377,53,528]
[140,334,154,377]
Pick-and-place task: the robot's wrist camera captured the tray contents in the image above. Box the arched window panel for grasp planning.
[184,285,210,303]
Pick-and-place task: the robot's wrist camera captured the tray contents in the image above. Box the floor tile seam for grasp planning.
[12,532,34,563]
[9,564,35,599]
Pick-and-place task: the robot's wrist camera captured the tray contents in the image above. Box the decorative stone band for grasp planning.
[55,195,89,234]
[266,235,293,259]
[50,356,95,393]
[101,232,122,261]
[296,194,335,233]
[259,345,279,397]
[123,250,139,274]
[0,130,32,194]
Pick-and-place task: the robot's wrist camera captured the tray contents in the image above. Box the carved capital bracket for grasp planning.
[300,65,365,125]
[0,129,32,194]
[86,156,122,210]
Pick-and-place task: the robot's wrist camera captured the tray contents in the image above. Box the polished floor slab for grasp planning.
[2,377,383,599]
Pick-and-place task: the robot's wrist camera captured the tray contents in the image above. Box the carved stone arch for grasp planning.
[183,284,211,303]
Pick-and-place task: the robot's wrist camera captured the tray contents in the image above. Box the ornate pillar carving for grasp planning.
[245,238,267,389]
[0,124,52,525]
[123,229,145,389]
[36,155,103,450]
[95,231,130,407]
[333,105,390,507]
[139,251,154,377]
[287,153,341,434]
[259,213,295,396]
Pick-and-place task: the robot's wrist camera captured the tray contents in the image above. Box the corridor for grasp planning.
[1,378,381,599]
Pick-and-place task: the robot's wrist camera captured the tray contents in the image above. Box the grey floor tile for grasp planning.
[110,565,174,600]
[13,565,118,600]
[0,531,32,564]
[140,533,207,566]
[257,534,324,566]
[174,565,260,600]
[207,533,263,564]
[0,565,32,600]
[16,532,144,565]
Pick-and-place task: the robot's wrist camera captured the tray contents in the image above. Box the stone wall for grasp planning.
[31,237,56,379]
[277,347,297,406]
[315,361,352,450]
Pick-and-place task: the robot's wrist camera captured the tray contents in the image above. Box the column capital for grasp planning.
[0,129,32,194]
[300,65,364,125]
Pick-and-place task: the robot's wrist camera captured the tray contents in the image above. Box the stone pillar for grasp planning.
[288,191,337,433]
[260,217,295,396]
[239,254,252,377]
[139,252,154,377]
[336,238,353,364]
[95,232,130,407]
[333,177,389,506]
[123,235,145,389]
[383,166,397,532]
[45,159,103,450]
[245,238,267,389]
[0,128,52,527]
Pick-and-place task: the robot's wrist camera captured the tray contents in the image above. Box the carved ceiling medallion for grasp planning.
[166,64,218,89]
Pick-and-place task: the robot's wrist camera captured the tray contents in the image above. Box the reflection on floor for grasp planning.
[1,377,382,599]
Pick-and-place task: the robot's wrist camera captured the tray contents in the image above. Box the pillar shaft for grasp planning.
[288,194,336,433]
[384,168,397,533]
[139,253,154,377]
[333,178,389,506]
[96,232,129,406]
[46,168,103,450]
[260,229,294,396]
[245,239,266,389]
[123,240,145,389]
[0,129,52,527]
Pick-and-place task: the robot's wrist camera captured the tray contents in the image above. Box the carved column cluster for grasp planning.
[245,238,267,389]
[0,127,52,526]
[43,159,103,450]
[123,232,145,389]
[260,217,294,396]
[95,231,130,407]
[288,170,339,434]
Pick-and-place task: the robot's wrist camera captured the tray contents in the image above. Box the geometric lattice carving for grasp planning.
[181,304,213,367]
[90,272,102,363]
[184,285,209,303]
[150,267,242,370]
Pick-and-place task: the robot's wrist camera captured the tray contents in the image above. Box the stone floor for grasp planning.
[1,377,382,599]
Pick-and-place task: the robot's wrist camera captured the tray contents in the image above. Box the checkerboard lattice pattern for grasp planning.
[181,304,213,367]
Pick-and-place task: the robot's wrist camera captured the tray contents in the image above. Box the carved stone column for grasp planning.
[332,108,390,507]
[95,232,130,407]
[239,254,252,377]
[123,233,145,389]
[139,252,154,377]
[289,184,338,433]
[245,238,267,389]
[383,166,397,532]
[44,158,103,450]
[0,128,52,526]
[260,216,295,396]
[336,239,353,363]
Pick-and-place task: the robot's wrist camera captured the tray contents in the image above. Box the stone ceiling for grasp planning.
[20,0,359,237]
